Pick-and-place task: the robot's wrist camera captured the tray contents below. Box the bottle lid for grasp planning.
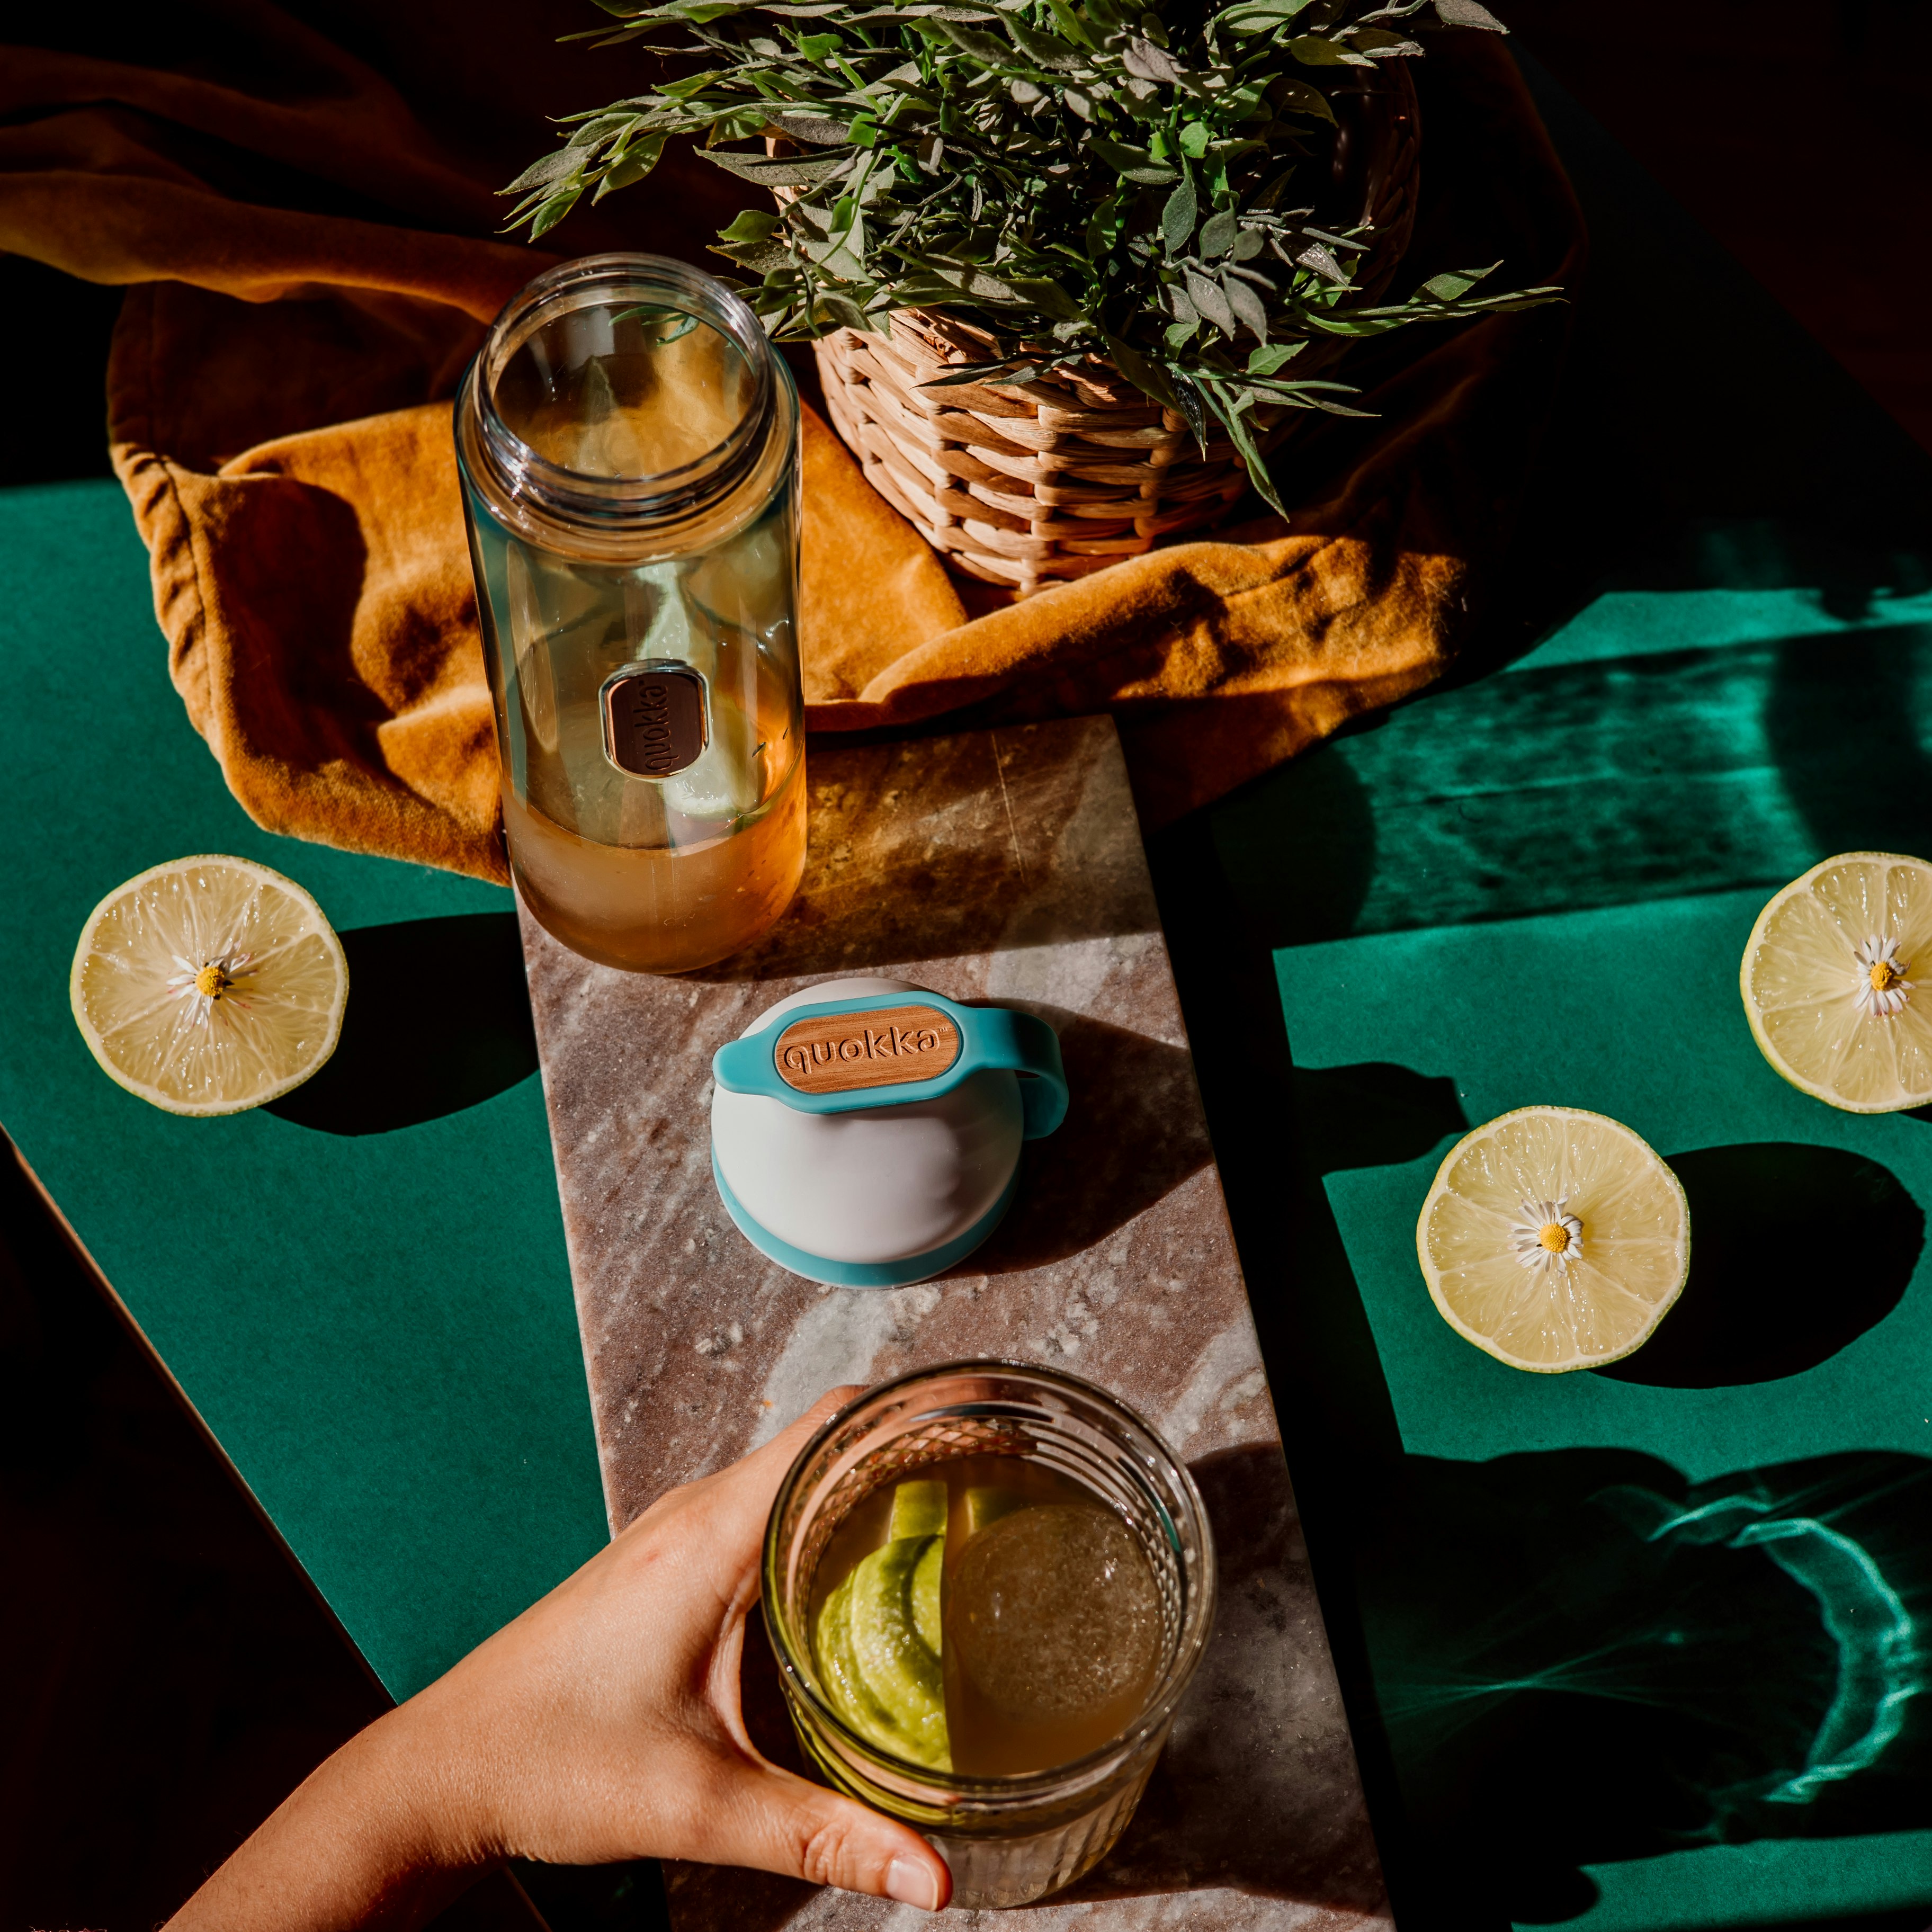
[709,979,1068,1286]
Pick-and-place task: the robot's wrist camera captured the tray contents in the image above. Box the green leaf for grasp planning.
[811,291,873,331]
[1201,377,1288,515]
[503,147,588,195]
[1270,78,1335,122]
[1226,275,1268,339]
[932,17,1010,61]
[1349,27,1424,53]
[1100,330,1177,409]
[1432,0,1507,27]
[712,237,793,272]
[1198,209,1238,258]
[770,110,852,144]
[1169,370,1211,454]
[1084,191,1121,262]
[719,208,781,241]
[1006,17,1086,68]
[594,139,666,199]
[1121,34,1182,82]
[917,358,1025,387]
[1421,263,1498,300]
[1246,340,1303,373]
[1183,265,1236,336]
[1088,134,1176,183]
[1007,276,1083,320]
[529,188,584,238]
[1221,0,1314,23]
[1160,172,1197,256]
[1177,121,1212,158]
[700,148,849,185]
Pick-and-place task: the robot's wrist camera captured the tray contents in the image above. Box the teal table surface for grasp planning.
[0,480,609,1701]
[1150,51,1932,1932]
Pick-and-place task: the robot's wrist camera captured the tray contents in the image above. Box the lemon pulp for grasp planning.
[1741,851,1932,1113]
[70,855,348,1116]
[1416,1106,1689,1373]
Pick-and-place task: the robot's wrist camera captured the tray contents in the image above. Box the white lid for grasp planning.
[711,977,1023,1265]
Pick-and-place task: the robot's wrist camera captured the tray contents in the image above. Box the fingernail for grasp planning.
[885,1854,942,1911]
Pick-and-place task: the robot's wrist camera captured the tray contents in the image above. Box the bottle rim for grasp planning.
[465,252,778,536]
[760,1357,1220,1808]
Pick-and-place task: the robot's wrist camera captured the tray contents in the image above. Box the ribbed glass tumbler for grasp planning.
[762,1361,1217,1909]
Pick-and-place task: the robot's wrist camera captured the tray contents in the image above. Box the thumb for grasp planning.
[714,1759,952,1911]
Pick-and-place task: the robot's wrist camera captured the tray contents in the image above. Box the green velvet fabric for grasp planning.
[0,480,607,1700]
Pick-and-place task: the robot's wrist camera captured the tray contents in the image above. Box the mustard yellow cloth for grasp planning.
[3,3,1582,882]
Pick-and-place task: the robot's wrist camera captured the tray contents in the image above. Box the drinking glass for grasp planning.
[456,253,804,972]
[763,1361,1218,1909]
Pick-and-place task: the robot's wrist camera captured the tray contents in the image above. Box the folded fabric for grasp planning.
[3,2,1583,883]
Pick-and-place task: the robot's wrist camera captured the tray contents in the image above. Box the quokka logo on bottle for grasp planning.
[774,1006,959,1091]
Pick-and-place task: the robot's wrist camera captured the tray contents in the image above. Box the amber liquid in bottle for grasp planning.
[460,267,807,974]
[503,743,804,973]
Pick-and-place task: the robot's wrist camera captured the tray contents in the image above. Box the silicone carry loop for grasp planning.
[711,990,1068,1139]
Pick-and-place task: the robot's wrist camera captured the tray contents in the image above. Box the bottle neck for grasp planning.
[457,252,795,566]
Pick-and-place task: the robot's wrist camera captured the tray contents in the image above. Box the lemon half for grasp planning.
[1741,852,1932,1113]
[70,856,348,1116]
[1416,1106,1690,1373]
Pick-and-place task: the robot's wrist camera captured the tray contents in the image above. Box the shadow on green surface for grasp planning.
[1767,629,1932,862]
[267,912,538,1135]
[1360,1447,1932,1926]
[1213,621,1932,952]
[1599,1144,1922,1390]
[1290,1060,1469,1178]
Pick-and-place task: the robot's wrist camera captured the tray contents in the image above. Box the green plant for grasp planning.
[507,0,1559,511]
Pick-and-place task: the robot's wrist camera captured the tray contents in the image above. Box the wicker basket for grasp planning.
[811,63,1421,596]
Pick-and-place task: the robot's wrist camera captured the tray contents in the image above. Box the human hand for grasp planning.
[169,1389,951,1929]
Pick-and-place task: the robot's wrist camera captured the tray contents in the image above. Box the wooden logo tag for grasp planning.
[774,1004,961,1096]
[602,662,708,779]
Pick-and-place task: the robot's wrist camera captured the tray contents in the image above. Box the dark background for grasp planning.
[3,2,1930,1927]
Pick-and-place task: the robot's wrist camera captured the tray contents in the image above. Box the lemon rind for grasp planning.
[68,854,349,1118]
[1739,850,1932,1116]
[1414,1104,1691,1374]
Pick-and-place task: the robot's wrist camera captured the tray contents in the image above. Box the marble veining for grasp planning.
[518,716,1391,1930]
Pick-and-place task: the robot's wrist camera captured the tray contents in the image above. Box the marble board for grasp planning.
[517,714,1391,1931]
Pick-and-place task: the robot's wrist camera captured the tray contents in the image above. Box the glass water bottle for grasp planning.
[457,254,804,973]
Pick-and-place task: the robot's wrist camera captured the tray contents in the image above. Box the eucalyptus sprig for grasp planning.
[507,0,1559,512]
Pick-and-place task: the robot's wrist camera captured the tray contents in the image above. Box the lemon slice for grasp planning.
[70,856,348,1116]
[1741,851,1932,1113]
[1416,1107,1689,1372]
[813,1477,951,1768]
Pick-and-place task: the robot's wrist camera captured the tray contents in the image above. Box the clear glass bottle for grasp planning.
[456,254,804,972]
[763,1361,1218,1909]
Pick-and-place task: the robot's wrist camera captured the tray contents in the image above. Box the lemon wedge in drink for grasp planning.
[1741,852,1932,1113]
[1416,1107,1689,1372]
[70,856,348,1116]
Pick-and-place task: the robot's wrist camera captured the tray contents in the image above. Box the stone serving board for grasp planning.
[517,714,1391,1931]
